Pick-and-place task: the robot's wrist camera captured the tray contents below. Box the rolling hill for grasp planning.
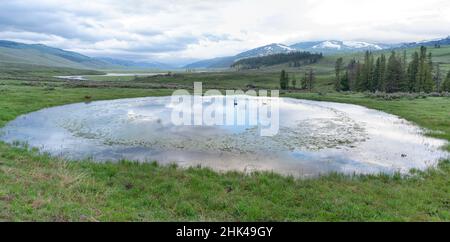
[184,36,450,69]
[185,41,395,69]
[184,43,297,69]
[290,40,396,54]
[0,40,172,70]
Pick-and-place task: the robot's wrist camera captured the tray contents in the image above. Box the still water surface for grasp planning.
[0,96,447,177]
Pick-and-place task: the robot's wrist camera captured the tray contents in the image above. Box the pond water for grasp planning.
[55,73,166,81]
[0,96,447,177]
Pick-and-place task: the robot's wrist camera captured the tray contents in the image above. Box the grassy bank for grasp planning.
[0,80,449,221]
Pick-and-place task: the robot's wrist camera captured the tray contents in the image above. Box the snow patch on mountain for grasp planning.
[313,41,342,49]
[342,41,383,50]
[310,40,383,50]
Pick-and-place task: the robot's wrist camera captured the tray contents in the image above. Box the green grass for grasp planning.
[1,144,449,221]
[0,62,104,81]
[1,44,450,221]
[0,76,449,221]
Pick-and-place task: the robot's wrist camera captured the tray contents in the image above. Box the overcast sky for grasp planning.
[0,0,449,65]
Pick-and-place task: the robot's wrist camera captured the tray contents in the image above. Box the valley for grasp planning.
[1,35,450,222]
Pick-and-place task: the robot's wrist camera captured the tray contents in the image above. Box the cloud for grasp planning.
[0,0,449,65]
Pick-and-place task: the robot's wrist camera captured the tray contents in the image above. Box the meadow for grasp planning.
[0,67,449,221]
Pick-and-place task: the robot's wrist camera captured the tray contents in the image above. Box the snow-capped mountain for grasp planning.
[184,36,450,69]
[184,43,297,69]
[290,40,392,54]
[235,43,296,59]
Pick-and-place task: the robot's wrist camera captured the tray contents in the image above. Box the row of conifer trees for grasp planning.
[335,46,450,93]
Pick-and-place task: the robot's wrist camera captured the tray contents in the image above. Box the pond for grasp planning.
[0,96,447,177]
[55,73,167,81]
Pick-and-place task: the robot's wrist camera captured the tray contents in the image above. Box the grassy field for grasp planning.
[0,75,449,221]
[0,62,104,82]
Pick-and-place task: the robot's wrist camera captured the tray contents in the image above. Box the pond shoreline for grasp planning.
[1,95,448,178]
[1,86,449,221]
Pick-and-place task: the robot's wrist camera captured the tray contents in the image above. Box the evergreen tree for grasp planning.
[359,51,374,91]
[373,57,382,92]
[442,71,450,92]
[279,70,289,90]
[434,64,442,92]
[301,72,308,90]
[416,46,434,92]
[346,59,358,91]
[335,57,344,91]
[423,52,434,92]
[378,54,387,91]
[286,73,290,90]
[306,68,315,92]
[340,71,350,91]
[398,51,408,91]
[356,60,364,91]
[402,50,407,74]
[385,51,402,93]
[291,74,297,89]
[407,52,419,92]
[415,47,426,92]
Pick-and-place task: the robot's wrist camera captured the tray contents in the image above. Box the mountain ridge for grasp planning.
[0,40,173,70]
[184,36,450,69]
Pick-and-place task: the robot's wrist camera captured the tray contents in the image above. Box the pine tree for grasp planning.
[415,47,426,92]
[356,60,364,91]
[335,57,344,91]
[397,51,408,92]
[403,50,407,72]
[347,59,358,91]
[279,70,289,90]
[423,52,434,92]
[359,51,375,92]
[307,68,315,92]
[378,54,387,91]
[301,72,308,90]
[385,51,402,93]
[373,57,382,92]
[286,73,290,90]
[442,71,450,92]
[415,46,434,92]
[291,74,297,89]
[340,71,350,91]
[434,64,442,92]
[407,52,419,92]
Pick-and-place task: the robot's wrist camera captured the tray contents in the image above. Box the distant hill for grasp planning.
[235,43,296,59]
[0,40,172,70]
[401,36,450,48]
[184,43,296,69]
[184,36,450,71]
[0,40,109,69]
[232,51,323,70]
[93,57,173,70]
[184,41,398,69]
[289,40,396,54]
[183,56,236,69]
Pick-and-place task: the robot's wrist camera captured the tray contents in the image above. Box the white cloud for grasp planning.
[0,0,449,65]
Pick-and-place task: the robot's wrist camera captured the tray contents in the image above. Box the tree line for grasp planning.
[280,69,315,91]
[335,46,450,93]
[233,52,323,70]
